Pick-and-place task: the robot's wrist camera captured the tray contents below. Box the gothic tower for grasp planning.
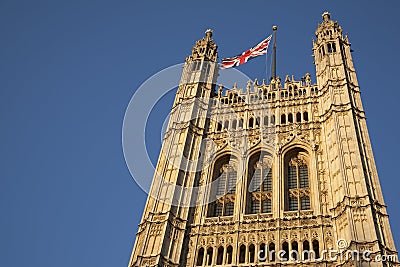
[127,13,398,267]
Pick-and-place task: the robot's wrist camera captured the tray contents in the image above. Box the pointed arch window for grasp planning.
[216,246,224,265]
[285,150,311,211]
[207,157,238,217]
[206,247,213,265]
[239,244,246,263]
[196,248,204,266]
[247,153,273,214]
[226,245,233,264]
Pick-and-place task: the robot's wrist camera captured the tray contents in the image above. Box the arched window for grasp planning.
[247,152,273,214]
[288,113,293,123]
[207,156,238,217]
[269,242,276,262]
[197,248,204,266]
[271,115,275,125]
[296,112,302,123]
[259,243,266,262]
[312,240,320,260]
[282,242,289,261]
[291,241,299,260]
[224,120,229,130]
[217,121,222,132]
[232,119,237,130]
[264,116,269,126]
[226,245,233,264]
[249,117,254,129]
[256,116,260,127]
[249,244,255,263]
[239,244,246,263]
[285,149,311,211]
[239,118,243,128]
[281,114,286,124]
[216,246,224,265]
[303,111,309,121]
[327,43,332,53]
[206,247,213,265]
[303,240,310,260]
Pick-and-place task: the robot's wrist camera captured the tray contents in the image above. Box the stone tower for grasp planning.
[127,13,398,267]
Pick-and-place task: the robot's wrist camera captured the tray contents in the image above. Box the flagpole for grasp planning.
[271,25,278,80]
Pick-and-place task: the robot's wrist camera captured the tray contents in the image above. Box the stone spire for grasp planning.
[186,29,218,62]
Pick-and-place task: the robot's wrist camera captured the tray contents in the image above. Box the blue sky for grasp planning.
[1,1,400,267]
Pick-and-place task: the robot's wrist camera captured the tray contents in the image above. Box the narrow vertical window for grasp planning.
[248,154,273,214]
[296,112,302,122]
[327,43,332,53]
[226,246,233,264]
[269,242,276,262]
[216,246,224,265]
[312,240,320,259]
[291,241,299,260]
[281,114,286,124]
[249,244,255,263]
[264,116,269,126]
[197,248,204,266]
[239,245,246,263]
[249,117,254,129]
[207,157,238,217]
[217,122,222,131]
[303,111,309,121]
[259,243,266,262]
[224,120,229,130]
[232,119,237,130]
[303,240,310,260]
[285,150,311,211]
[282,242,289,261]
[206,247,213,266]
[288,113,293,123]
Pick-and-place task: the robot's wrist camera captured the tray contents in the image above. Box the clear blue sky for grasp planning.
[1,1,399,266]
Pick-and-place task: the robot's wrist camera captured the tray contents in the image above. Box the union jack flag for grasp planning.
[221,34,272,69]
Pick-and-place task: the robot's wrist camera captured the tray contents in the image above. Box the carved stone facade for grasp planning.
[128,13,398,267]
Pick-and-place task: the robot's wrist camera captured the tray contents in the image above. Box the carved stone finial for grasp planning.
[322,12,331,22]
[305,73,311,86]
[218,84,223,97]
[205,29,213,39]
[246,80,252,92]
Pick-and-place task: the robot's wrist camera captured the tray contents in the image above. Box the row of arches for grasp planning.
[280,111,309,124]
[318,41,337,58]
[196,240,321,266]
[207,148,311,218]
[215,110,309,132]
